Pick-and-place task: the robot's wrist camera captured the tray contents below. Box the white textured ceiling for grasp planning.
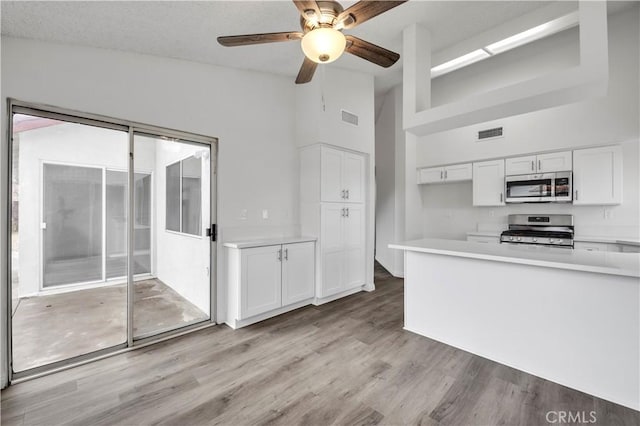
[1,0,561,96]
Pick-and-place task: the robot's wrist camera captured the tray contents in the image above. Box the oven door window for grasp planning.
[506,179,553,198]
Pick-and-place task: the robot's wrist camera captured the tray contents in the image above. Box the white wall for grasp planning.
[152,137,211,314]
[1,36,299,331]
[295,67,376,288]
[414,6,639,240]
[374,86,406,277]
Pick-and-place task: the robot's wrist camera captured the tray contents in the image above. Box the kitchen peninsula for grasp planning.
[389,239,640,410]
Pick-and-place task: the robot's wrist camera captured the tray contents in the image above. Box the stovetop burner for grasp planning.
[500,214,574,248]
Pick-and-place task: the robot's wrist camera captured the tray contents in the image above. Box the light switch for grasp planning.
[262,209,269,220]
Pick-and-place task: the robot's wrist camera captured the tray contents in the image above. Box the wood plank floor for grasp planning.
[1,264,638,425]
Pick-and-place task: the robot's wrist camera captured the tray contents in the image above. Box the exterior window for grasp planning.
[166,155,202,236]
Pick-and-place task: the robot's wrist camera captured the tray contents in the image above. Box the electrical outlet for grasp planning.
[604,208,613,220]
[262,209,269,220]
[239,209,248,220]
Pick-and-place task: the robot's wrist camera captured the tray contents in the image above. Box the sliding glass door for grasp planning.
[8,102,217,378]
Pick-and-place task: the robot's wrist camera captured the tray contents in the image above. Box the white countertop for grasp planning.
[466,231,640,246]
[390,238,640,278]
[223,236,316,249]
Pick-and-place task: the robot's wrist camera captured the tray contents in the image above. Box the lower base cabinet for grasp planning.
[226,240,315,328]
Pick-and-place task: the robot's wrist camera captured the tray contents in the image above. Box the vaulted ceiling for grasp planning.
[2,1,561,96]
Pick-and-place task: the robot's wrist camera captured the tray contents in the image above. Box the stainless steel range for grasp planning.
[500,214,574,248]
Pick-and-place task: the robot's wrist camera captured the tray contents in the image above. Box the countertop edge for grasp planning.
[389,243,640,278]
[223,236,317,249]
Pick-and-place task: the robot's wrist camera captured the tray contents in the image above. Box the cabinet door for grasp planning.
[573,146,622,205]
[505,155,536,175]
[444,163,472,182]
[320,147,344,202]
[343,204,365,290]
[473,160,505,206]
[343,152,365,203]
[281,242,315,305]
[537,151,572,173]
[417,167,443,184]
[240,245,282,319]
[320,204,345,297]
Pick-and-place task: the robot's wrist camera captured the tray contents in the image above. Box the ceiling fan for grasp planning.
[217,0,407,84]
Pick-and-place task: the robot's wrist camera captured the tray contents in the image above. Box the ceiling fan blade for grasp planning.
[296,57,318,84]
[293,0,322,21]
[336,1,407,30]
[345,35,400,68]
[217,31,303,47]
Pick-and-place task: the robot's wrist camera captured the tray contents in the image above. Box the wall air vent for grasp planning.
[477,126,504,141]
[341,110,359,126]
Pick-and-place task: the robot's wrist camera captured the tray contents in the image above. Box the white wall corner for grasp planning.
[402,24,431,129]
[403,0,609,136]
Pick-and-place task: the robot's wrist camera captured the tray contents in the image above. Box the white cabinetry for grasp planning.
[226,239,315,328]
[473,160,505,206]
[505,151,572,175]
[573,146,622,205]
[301,144,368,301]
[321,146,365,203]
[417,163,472,184]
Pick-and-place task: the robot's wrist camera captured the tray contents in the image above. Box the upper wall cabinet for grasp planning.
[505,151,572,175]
[321,146,365,203]
[473,159,505,206]
[417,163,472,184]
[573,146,622,205]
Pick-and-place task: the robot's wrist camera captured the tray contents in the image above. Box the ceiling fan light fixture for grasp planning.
[301,27,346,64]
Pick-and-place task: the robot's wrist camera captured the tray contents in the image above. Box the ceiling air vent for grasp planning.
[477,126,504,141]
[341,110,359,126]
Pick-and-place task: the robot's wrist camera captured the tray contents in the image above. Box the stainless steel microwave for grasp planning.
[505,171,572,203]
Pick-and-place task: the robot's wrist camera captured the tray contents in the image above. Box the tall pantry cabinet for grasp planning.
[300,144,367,300]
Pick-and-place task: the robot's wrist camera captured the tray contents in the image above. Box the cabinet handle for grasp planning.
[538,160,541,171]
[346,189,349,199]
[341,208,345,217]
[284,248,288,261]
[341,190,345,199]
[440,170,443,179]
[277,249,282,261]
[444,170,448,179]
[531,160,535,171]
[500,193,503,203]
[575,190,578,201]
[346,208,349,217]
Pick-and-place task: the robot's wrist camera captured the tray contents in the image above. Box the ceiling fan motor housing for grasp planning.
[300,0,344,32]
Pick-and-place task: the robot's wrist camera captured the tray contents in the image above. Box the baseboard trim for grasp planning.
[225,298,314,329]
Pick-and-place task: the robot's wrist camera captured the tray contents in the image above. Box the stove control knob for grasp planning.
[516,237,522,242]
[532,238,538,243]
[509,236,514,241]
[549,239,556,244]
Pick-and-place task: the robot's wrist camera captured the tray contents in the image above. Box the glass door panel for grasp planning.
[11,113,128,373]
[43,164,103,287]
[132,134,212,339]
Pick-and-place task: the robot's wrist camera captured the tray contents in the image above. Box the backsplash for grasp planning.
[420,181,639,241]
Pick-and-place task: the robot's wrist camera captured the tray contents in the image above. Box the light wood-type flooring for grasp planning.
[2,265,638,425]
